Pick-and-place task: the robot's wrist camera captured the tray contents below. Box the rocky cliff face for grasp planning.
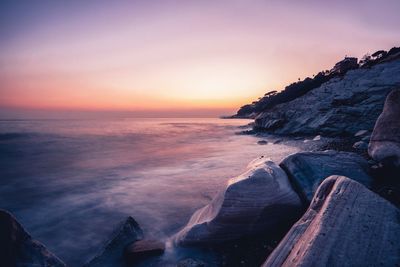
[254,59,400,136]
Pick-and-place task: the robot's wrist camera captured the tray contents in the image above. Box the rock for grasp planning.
[353,140,368,150]
[362,135,371,142]
[262,176,400,267]
[273,139,282,144]
[257,140,268,145]
[236,129,255,135]
[177,258,207,267]
[312,135,321,141]
[261,119,285,130]
[0,209,66,267]
[280,151,372,203]
[369,88,400,167]
[237,122,254,129]
[124,239,165,264]
[254,59,400,135]
[173,159,303,246]
[355,129,368,137]
[84,216,143,267]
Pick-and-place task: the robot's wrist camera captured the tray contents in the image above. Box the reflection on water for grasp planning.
[0,118,299,266]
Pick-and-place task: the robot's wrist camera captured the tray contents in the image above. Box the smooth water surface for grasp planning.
[0,118,300,266]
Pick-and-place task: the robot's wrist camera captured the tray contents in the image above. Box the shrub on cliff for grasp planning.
[236,71,336,117]
[235,46,400,118]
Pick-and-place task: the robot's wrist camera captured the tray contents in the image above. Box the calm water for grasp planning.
[0,118,300,266]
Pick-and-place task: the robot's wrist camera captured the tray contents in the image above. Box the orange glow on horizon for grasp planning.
[1,1,399,117]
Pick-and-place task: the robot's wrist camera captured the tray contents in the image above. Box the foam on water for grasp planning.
[0,118,300,266]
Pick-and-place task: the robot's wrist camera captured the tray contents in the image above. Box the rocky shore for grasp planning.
[254,58,400,136]
[1,53,399,267]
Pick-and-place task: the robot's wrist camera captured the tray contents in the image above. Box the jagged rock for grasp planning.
[85,216,143,267]
[262,119,285,130]
[312,135,321,141]
[262,176,400,267]
[355,129,368,137]
[362,135,371,142]
[173,159,303,246]
[280,151,372,203]
[124,239,165,264]
[353,141,368,150]
[255,60,400,135]
[0,209,66,267]
[369,89,400,167]
[257,140,268,145]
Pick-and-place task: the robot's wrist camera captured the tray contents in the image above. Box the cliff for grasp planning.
[234,47,400,121]
[254,57,400,135]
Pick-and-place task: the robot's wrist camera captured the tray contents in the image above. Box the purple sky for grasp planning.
[0,0,399,118]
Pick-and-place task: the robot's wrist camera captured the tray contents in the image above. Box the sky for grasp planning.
[0,0,399,118]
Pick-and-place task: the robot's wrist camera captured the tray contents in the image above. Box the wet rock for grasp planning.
[257,140,268,145]
[312,135,321,141]
[280,151,372,203]
[362,135,371,142]
[236,129,255,135]
[173,159,303,246]
[237,122,254,129]
[369,88,400,167]
[0,209,66,267]
[124,239,165,264]
[85,216,143,267]
[353,140,368,150]
[355,129,368,137]
[262,176,400,267]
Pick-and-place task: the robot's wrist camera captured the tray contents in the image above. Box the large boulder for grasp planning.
[369,89,400,167]
[173,158,303,246]
[254,59,400,135]
[280,151,372,203]
[263,176,400,267]
[0,209,66,267]
[84,216,144,267]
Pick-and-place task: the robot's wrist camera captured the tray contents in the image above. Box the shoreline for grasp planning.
[2,49,399,267]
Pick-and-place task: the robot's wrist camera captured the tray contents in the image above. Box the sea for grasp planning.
[0,118,301,266]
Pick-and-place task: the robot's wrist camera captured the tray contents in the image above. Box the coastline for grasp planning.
[2,54,400,266]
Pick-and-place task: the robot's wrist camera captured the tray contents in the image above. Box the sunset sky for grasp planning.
[1,0,399,118]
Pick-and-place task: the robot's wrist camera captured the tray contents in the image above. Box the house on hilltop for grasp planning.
[330,57,358,75]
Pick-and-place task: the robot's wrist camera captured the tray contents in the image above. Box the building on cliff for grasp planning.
[329,57,358,75]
